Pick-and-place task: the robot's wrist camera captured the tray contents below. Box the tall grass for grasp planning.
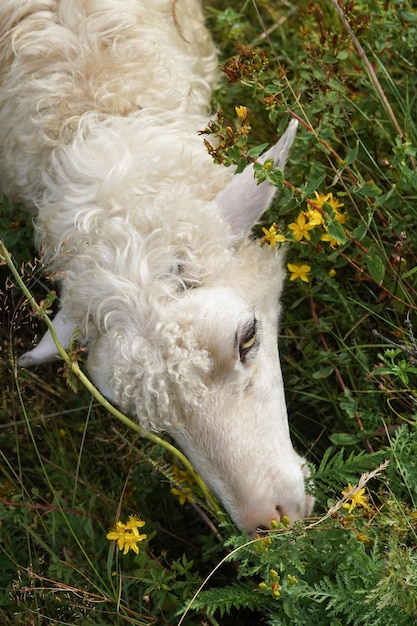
[1,1,417,623]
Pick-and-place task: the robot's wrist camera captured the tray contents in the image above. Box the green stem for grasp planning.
[1,240,224,519]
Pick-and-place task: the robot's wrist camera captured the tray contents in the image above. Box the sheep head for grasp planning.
[18,120,314,533]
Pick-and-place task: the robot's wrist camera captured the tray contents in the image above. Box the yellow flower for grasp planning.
[125,515,146,531]
[304,206,324,226]
[261,223,286,250]
[235,105,248,120]
[328,268,336,277]
[308,191,347,224]
[106,521,125,544]
[287,262,311,283]
[320,232,340,248]
[171,466,194,486]
[170,486,192,505]
[170,467,194,505]
[342,484,370,513]
[288,212,315,241]
[106,516,147,555]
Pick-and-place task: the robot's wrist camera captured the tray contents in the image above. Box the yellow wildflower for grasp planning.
[287,262,311,283]
[320,232,340,248]
[106,516,147,555]
[333,208,347,224]
[288,212,315,241]
[125,515,146,531]
[170,486,192,505]
[308,191,347,224]
[328,268,337,277]
[235,105,248,120]
[170,466,194,505]
[304,206,324,226]
[171,466,194,486]
[261,223,286,250]
[342,483,370,513]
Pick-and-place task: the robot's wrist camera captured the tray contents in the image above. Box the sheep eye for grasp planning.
[238,319,258,363]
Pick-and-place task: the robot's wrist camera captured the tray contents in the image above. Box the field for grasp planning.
[1,1,417,624]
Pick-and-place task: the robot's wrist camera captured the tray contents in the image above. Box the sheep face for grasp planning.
[160,284,315,534]
[84,249,313,535]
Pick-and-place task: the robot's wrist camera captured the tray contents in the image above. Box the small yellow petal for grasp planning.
[235,105,248,120]
[126,515,146,530]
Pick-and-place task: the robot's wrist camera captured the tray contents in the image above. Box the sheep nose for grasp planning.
[247,505,283,535]
[256,507,282,532]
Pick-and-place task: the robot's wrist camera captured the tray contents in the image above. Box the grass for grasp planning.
[1,0,417,624]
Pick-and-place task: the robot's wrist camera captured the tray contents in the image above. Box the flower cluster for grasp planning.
[261,223,286,251]
[170,466,195,506]
[199,105,251,165]
[341,483,370,513]
[106,515,147,555]
[222,44,268,83]
[336,483,374,543]
[261,191,347,282]
[258,568,298,599]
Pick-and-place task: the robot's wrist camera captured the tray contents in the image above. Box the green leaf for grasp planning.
[312,366,335,379]
[234,158,247,174]
[336,50,349,60]
[401,265,417,280]
[302,175,326,199]
[366,253,385,284]
[329,433,363,446]
[344,143,358,166]
[248,143,268,158]
[401,10,417,21]
[326,218,347,244]
[374,185,396,207]
[339,388,358,418]
[265,168,283,187]
[351,221,369,241]
[358,181,382,197]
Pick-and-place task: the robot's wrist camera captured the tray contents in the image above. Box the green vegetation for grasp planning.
[1,1,417,623]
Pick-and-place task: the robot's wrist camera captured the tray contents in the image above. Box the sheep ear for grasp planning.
[216,119,298,244]
[18,308,76,367]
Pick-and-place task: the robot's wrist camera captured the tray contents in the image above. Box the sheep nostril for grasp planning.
[256,525,269,532]
[255,507,283,533]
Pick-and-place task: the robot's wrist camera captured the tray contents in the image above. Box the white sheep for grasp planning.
[0,0,313,533]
